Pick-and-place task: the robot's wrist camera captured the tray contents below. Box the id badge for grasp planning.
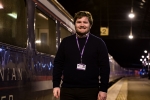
[77,63,86,70]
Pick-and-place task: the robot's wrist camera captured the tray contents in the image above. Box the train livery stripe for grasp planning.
[33,76,53,81]
[32,80,53,91]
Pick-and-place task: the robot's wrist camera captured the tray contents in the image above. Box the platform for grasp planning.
[107,77,150,100]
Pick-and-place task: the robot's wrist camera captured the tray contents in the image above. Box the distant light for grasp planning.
[140,59,142,61]
[0,48,2,52]
[8,13,17,19]
[60,38,62,42]
[109,56,113,59]
[142,55,144,58]
[128,35,133,39]
[0,3,3,9]
[142,0,146,2]
[128,13,135,19]
[140,3,144,5]
[147,56,149,58]
[144,50,147,53]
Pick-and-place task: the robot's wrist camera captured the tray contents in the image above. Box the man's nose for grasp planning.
[80,22,84,26]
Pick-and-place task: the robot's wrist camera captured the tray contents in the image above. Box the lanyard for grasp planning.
[76,35,89,63]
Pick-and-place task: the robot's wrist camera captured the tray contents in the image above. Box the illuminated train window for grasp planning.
[60,25,72,42]
[35,9,56,55]
[0,0,27,47]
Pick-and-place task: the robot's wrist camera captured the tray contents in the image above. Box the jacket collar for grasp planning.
[76,32,90,38]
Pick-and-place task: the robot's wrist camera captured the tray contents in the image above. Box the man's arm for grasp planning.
[98,40,110,92]
[53,39,65,88]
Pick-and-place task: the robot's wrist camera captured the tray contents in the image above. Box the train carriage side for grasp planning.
[109,54,126,83]
[0,0,74,100]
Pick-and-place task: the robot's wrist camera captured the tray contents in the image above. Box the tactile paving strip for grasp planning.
[115,79,128,100]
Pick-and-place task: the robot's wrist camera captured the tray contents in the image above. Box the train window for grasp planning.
[60,26,72,42]
[35,9,56,55]
[0,0,27,47]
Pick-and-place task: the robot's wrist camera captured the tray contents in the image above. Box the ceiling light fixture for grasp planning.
[38,13,48,20]
[128,34,133,39]
[128,0,134,39]
[128,13,135,19]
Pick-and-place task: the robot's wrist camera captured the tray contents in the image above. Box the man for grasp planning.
[53,11,110,100]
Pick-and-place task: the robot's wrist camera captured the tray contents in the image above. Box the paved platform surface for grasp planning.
[107,77,150,100]
[127,77,150,100]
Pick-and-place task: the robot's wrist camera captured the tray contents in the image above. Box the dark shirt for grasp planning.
[53,34,110,92]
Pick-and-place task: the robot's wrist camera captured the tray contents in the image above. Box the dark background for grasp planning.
[57,0,150,68]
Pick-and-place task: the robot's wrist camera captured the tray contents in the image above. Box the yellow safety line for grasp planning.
[115,78,128,100]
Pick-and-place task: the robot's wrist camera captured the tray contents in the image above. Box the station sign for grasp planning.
[100,27,109,36]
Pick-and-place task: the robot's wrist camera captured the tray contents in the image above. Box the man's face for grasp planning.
[75,16,91,35]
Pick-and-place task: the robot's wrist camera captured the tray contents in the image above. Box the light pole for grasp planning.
[140,50,150,79]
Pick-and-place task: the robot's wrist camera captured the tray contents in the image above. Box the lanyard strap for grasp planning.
[76,35,89,63]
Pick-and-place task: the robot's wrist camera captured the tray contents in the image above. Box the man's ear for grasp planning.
[90,25,92,29]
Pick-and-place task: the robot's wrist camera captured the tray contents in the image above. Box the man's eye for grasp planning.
[84,22,88,24]
[77,21,81,23]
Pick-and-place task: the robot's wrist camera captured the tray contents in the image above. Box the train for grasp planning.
[0,0,126,100]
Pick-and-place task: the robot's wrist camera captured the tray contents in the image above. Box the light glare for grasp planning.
[128,35,133,39]
[35,40,41,44]
[128,13,135,18]
[0,3,3,9]
[144,50,147,53]
[38,13,48,20]
[8,13,17,19]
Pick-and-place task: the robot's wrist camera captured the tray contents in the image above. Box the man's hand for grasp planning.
[98,91,107,100]
[53,87,60,98]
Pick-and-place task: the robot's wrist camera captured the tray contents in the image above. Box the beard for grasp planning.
[76,29,90,36]
[75,26,91,36]
[76,32,87,36]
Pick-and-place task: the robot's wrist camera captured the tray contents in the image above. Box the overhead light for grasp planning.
[0,3,3,9]
[128,13,135,19]
[144,50,147,53]
[128,35,133,39]
[8,13,17,19]
[38,13,48,20]
[35,40,41,44]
